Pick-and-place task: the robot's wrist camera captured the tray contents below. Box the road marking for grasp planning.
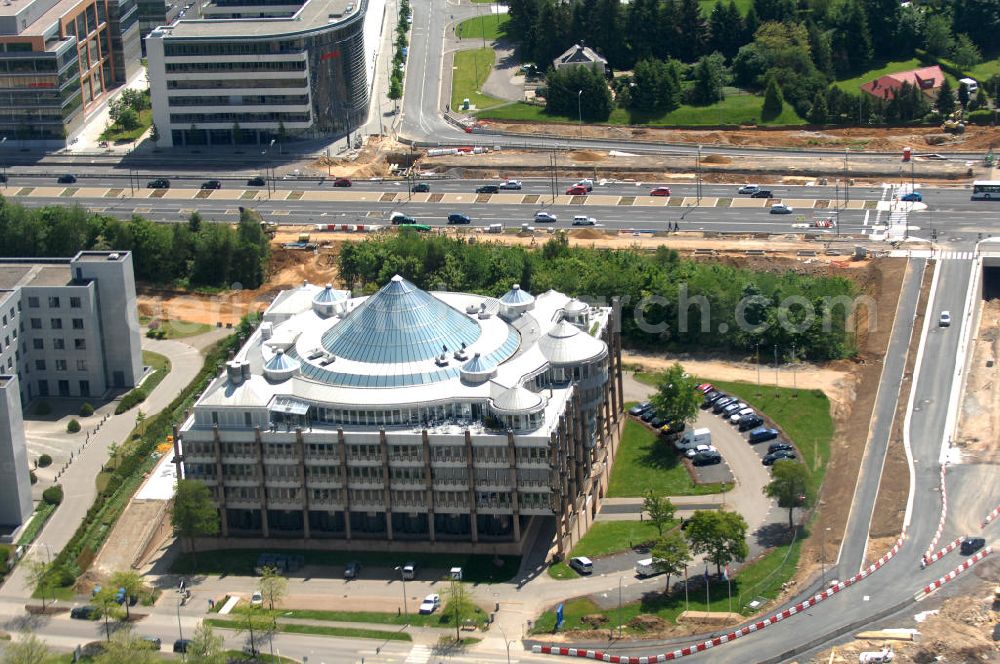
[404,644,432,663]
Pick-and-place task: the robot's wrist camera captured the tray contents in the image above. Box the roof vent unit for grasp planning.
[306,348,324,360]
[477,309,491,320]
[466,304,478,314]
[435,353,450,367]
[241,362,251,380]
[259,321,273,340]
[108,252,120,260]
[453,348,468,361]
[319,353,336,366]
[226,360,245,385]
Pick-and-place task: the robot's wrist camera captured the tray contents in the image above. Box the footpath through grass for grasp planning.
[206,617,412,641]
[456,13,508,41]
[607,419,729,498]
[451,48,504,111]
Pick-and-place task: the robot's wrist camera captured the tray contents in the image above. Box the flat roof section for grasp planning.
[74,250,128,262]
[159,0,359,39]
[0,264,69,288]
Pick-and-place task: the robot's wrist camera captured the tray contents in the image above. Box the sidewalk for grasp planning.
[0,336,206,600]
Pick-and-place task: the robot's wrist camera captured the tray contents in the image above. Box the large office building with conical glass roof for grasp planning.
[176,276,623,557]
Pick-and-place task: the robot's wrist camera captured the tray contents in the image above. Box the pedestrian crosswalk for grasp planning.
[887,249,976,260]
[937,251,975,260]
[404,644,432,664]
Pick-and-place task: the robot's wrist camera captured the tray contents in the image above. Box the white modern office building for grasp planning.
[177,277,624,556]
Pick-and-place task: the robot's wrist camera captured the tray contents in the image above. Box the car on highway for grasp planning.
[748,427,779,444]
[390,212,417,225]
[692,450,722,466]
[575,179,594,191]
[569,556,594,574]
[960,537,985,555]
[685,444,717,458]
[401,562,417,580]
[738,184,761,194]
[344,561,361,579]
[411,182,430,192]
[763,450,797,465]
[767,442,795,454]
[146,178,170,189]
[534,211,558,223]
[246,176,266,186]
[750,189,773,199]
[650,186,671,196]
[566,185,589,195]
[57,174,77,184]
[418,594,441,614]
[938,311,951,327]
[0,174,6,183]
[476,184,500,194]
[499,179,522,190]
[70,605,98,620]
[900,191,922,202]
[770,203,794,214]
[200,180,221,189]
[572,215,596,226]
[447,213,471,224]
[628,402,652,416]
[333,177,352,187]
[138,636,162,650]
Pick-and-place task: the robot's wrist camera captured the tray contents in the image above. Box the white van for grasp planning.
[959,77,978,96]
[486,223,503,234]
[674,427,711,451]
[569,556,593,575]
[635,558,664,577]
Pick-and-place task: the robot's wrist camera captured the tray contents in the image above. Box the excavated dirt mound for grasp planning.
[569,228,607,240]
[701,154,732,164]
[569,150,605,162]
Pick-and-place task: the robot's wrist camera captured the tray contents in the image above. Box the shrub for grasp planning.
[34,401,51,416]
[80,402,94,417]
[145,328,166,339]
[67,419,81,434]
[43,485,64,505]
[30,471,37,485]
[966,109,993,125]
[114,388,147,414]
[55,565,77,587]
[37,454,52,468]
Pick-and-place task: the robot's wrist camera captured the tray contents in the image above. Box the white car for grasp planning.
[572,215,596,226]
[418,594,441,614]
[939,311,951,327]
[685,444,717,458]
[738,184,760,194]
[534,211,557,223]
[569,556,593,574]
[770,203,794,214]
[250,591,263,607]
[499,179,522,190]
[729,407,755,424]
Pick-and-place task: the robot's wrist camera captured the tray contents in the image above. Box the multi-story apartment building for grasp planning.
[178,277,624,556]
[145,0,376,147]
[136,0,180,55]
[0,0,140,143]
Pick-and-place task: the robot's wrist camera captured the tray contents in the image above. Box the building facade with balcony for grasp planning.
[145,0,371,148]
[177,277,624,556]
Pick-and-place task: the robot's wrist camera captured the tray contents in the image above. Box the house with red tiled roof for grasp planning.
[860,65,945,100]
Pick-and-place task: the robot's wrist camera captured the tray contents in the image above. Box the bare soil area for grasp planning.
[955,297,1000,464]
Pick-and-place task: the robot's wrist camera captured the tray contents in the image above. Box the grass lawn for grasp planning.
[223,653,299,664]
[833,58,923,92]
[276,602,487,628]
[141,317,214,339]
[456,13,508,41]
[698,0,752,14]
[607,419,730,498]
[173,548,519,584]
[206,617,412,641]
[99,108,153,143]
[533,537,803,633]
[451,48,504,111]
[478,93,805,126]
[141,350,171,395]
[547,520,678,579]
[969,56,1000,81]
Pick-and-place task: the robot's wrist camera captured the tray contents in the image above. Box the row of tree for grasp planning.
[0,201,272,289]
[339,232,860,361]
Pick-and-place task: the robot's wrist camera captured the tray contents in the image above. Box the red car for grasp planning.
[333,178,352,187]
[650,186,671,196]
[695,383,714,393]
[565,185,588,195]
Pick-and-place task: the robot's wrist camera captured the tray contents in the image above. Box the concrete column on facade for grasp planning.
[337,428,351,540]
[379,428,393,541]
[212,425,228,537]
[172,424,184,482]
[506,430,521,543]
[296,429,310,539]
[612,297,624,420]
[603,378,613,438]
[422,430,435,542]
[255,426,269,538]
[464,429,478,543]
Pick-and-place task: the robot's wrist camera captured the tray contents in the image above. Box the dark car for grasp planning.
[692,451,722,466]
[344,561,362,579]
[661,419,685,435]
[960,537,986,555]
[173,639,192,654]
[246,176,266,186]
[200,180,221,189]
[628,402,652,416]
[411,182,430,193]
[712,397,736,414]
[701,391,723,408]
[737,414,764,432]
[748,427,779,444]
[476,185,499,194]
[750,189,773,198]
[138,636,162,650]
[767,442,795,454]
[762,450,797,465]
[650,415,669,429]
[57,174,77,184]
[333,177,352,187]
[146,178,170,189]
[640,409,657,422]
[70,605,98,620]
[391,213,417,225]
[447,213,471,224]
[0,174,7,183]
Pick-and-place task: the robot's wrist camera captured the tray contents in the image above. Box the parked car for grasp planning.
[628,402,652,416]
[767,442,795,454]
[650,415,669,429]
[738,184,761,194]
[499,179,522,190]
[572,215,596,226]
[712,397,736,414]
[685,444,717,458]
[200,180,221,189]
[960,537,986,555]
[729,407,755,424]
[738,414,764,431]
[650,186,671,196]
[939,311,951,327]
[900,191,922,202]
[411,182,430,192]
[173,639,192,654]
[70,605,98,620]
[569,556,593,574]
[476,184,500,194]
[246,176,266,186]
[692,451,722,466]
[695,383,714,393]
[770,203,793,214]
[750,189,773,199]
[660,419,685,436]
[333,177,352,187]
[534,211,558,223]
[344,561,361,579]
[763,450,797,465]
[138,636,162,650]
[418,594,441,614]
[701,391,723,407]
[57,174,77,184]
[146,178,170,189]
[566,185,589,195]
[748,427,779,444]
[447,213,471,224]
[250,591,263,607]
[722,401,747,416]
[640,409,657,422]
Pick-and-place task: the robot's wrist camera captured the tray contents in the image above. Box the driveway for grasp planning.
[482,40,525,102]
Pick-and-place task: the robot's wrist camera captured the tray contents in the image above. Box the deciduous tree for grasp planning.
[763,460,811,531]
[258,566,288,611]
[171,479,220,568]
[684,510,749,576]
[187,622,226,664]
[651,530,691,594]
[110,570,144,620]
[643,492,676,536]
[649,362,700,424]
[2,632,50,664]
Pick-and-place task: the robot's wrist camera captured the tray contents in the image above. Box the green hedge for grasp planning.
[115,387,148,415]
[66,419,81,433]
[967,109,993,124]
[42,485,64,505]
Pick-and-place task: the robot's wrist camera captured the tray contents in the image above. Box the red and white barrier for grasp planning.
[921,537,962,568]
[533,539,904,662]
[313,223,379,232]
[980,504,1000,529]
[916,546,992,599]
[922,465,949,564]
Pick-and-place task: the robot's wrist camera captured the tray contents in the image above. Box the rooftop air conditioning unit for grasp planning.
[108,252,120,260]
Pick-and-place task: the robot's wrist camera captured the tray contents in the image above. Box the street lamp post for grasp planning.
[843,149,850,203]
[394,566,408,615]
[577,90,583,137]
[617,577,623,639]
[176,598,186,662]
[696,144,703,205]
[498,626,515,664]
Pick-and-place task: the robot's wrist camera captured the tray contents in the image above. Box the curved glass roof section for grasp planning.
[320,275,482,364]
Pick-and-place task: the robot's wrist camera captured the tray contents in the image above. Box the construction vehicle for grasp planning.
[858,646,894,663]
[941,110,965,134]
[238,206,278,237]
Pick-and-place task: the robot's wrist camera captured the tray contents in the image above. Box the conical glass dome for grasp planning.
[320,275,482,364]
[263,349,300,382]
[460,352,497,383]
